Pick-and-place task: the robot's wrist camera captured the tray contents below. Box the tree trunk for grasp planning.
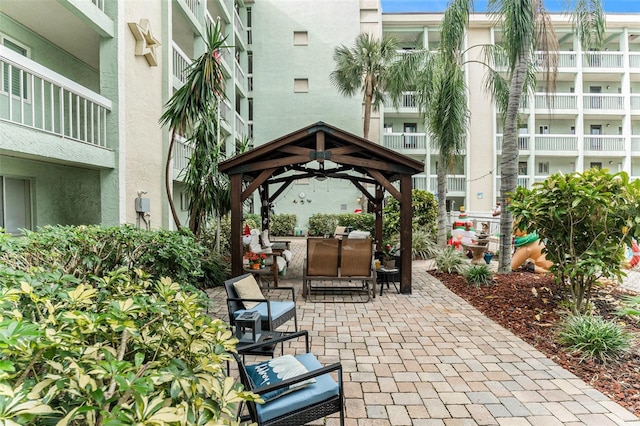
[498,53,529,273]
[165,130,182,229]
[436,162,448,248]
[363,75,373,140]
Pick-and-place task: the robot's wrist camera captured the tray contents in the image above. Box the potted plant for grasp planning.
[382,243,399,269]
[245,252,267,269]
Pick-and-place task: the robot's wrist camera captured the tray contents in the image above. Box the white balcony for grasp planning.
[235,111,246,139]
[0,45,111,148]
[632,137,640,153]
[582,94,624,113]
[182,0,202,22]
[535,135,578,152]
[631,95,640,114]
[383,92,418,113]
[174,136,194,172]
[497,176,531,189]
[583,136,625,153]
[172,43,191,88]
[235,62,246,92]
[534,93,577,111]
[630,53,640,69]
[496,135,530,151]
[91,0,105,12]
[428,175,467,193]
[234,9,246,47]
[582,52,624,69]
[533,51,577,69]
[382,132,427,151]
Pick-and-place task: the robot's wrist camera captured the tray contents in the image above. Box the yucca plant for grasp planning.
[557,315,635,364]
[463,264,494,286]
[434,247,467,274]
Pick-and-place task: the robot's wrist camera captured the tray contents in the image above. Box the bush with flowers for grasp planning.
[245,251,267,269]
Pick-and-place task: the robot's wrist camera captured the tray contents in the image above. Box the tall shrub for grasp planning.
[510,169,640,314]
[383,189,437,241]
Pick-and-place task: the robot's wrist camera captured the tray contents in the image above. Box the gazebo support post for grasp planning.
[374,184,383,251]
[399,174,413,294]
[230,173,244,278]
[260,184,270,230]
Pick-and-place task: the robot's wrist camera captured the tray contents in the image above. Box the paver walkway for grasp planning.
[207,237,640,425]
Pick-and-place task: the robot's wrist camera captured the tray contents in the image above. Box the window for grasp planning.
[293,31,308,46]
[180,192,190,211]
[537,162,549,175]
[538,125,549,134]
[590,162,602,169]
[294,78,308,93]
[518,162,528,175]
[1,36,29,99]
[0,176,32,234]
[384,124,393,133]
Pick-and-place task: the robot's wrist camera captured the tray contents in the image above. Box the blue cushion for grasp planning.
[233,301,295,322]
[254,353,340,423]
[246,354,316,402]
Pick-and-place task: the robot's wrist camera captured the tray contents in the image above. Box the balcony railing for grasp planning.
[582,94,624,111]
[428,175,467,193]
[0,46,111,148]
[383,91,419,112]
[220,100,232,124]
[382,132,427,150]
[234,9,246,45]
[234,62,245,91]
[582,52,624,69]
[497,176,531,189]
[534,93,577,110]
[535,135,578,151]
[91,0,105,12]
[172,43,191,87]
[632,137,640,153]
[496,135,530,151]
[235,111,245,139]
[174,136,194,171]
[630,53,640,69]
[583,136,625,153]
[631,95,640,113]
[183,0,201,21]
[533,52,577,68]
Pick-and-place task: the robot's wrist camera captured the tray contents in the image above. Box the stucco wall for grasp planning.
[0,156,101,227]
[121,1,165,228]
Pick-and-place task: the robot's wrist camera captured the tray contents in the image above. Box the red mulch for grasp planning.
[431,270,640,417]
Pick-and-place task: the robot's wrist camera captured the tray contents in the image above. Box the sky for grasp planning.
[380,0,640,13]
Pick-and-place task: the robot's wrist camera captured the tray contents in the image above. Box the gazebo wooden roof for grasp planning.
[218,121,425,293]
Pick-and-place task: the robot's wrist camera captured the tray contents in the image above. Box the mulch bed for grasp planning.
[431,270,640,417]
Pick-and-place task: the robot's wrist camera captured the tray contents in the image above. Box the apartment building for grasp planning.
[0,0,250,234]
[382,13,640,213]
[1,1,638,233]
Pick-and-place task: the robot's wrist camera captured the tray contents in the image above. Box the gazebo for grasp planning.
[218,122,425,293]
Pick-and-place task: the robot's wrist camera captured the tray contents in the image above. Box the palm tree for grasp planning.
[330,33,399,140]
[386,0,471,248]
[489,0,604,272]
[440,0,604,272]
[160,21,226,230]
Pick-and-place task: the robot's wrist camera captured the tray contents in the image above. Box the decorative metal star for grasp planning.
[128,19,161,66]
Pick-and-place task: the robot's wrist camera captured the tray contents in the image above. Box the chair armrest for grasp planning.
[237,330,309,353]
[251,362,342,396]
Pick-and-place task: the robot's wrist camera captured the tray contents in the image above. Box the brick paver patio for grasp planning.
[207,237,640,425]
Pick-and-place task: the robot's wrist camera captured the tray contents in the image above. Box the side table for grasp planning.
[378,267,399,295]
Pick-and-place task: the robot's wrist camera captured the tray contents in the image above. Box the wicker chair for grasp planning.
[234,332,344,426]
[225,274,298,332]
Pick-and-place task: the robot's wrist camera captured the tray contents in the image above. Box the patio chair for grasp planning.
[225,274,298,332]
[234,332,344,426]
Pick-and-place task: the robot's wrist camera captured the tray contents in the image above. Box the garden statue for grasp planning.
[511,228,553,274]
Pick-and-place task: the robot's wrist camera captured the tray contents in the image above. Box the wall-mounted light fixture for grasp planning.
[606,85,611,89]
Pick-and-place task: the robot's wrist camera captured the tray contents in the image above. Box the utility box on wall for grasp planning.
[135,198,150,213]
